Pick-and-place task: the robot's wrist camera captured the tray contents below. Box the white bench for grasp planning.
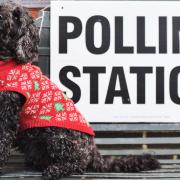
[1,123,180,180]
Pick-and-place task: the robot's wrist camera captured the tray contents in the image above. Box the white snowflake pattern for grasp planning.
[50,82,58,90]
[39,103,52,115]
[30,70,41,79]
[41,80,50,90]
[32,115,38,119]
[25,105,39,115]
[7,82,18,88]
[19,73,28,81]
[7,70,20,81]
[66,101,75,111]
[41,91,53,103]
[0,80,5,86]
[22,64,34,72]
[69,113,78,121]
[54,91,62,101]
[55,112,67,121]
[79,114,88,124]
[22,64,30,70]
[21,80,32,90]
[29,92,41,103]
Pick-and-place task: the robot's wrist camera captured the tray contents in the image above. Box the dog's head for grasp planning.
[0,2,39,64]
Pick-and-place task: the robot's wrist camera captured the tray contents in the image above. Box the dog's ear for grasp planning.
[13,7,22,20]
[10,5,39,64]
[15,24,40,64]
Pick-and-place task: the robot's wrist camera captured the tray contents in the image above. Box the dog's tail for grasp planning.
[87,145,160,172]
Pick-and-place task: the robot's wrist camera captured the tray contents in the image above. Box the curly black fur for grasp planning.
[0,1,39,63]
[0,91,25,168]
[0,2,160,180]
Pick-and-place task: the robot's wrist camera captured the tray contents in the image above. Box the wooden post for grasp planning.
[142,131,148,150]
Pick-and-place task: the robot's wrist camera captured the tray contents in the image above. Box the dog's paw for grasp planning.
[140,154,161,170]
[42,165,61,180]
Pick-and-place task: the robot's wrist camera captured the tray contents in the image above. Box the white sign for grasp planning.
[51,1,180,122]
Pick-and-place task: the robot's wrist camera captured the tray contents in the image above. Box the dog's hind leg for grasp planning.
[0,91,25,170]
[42,161,85,180]
[17,127,91,180]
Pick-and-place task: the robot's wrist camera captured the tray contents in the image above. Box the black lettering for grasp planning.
[105,67,130,104]
[59,66,81,103]
[115,16,134,53]
[86,16,110,54]
[59,16,82,53]
[137,17,156,53]
[83,67,106,104]
[159,17,167,53]
[156,67,164,104]
[170,66,180,104]
[173,17,180,53]
[130,67,153,104]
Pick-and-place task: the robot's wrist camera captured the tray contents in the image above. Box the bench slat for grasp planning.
[79,172,180,178]
[100,149,180,155]
[5,159,180,166]
[1,178,180,180]
[1,164,180,179]
[95,137,180,145]
[6,159,180,166]
[92,123,180,132]
[1,172,180,179]
[160,160,180,164]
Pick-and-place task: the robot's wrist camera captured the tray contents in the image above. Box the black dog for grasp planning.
[0,2,160,180]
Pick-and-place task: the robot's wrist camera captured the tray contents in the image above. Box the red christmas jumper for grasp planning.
[0,59,95,136]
